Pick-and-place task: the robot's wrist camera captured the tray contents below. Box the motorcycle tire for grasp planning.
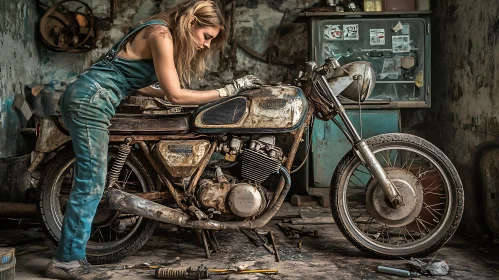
[330,133,464,258]
[37,145,158,264]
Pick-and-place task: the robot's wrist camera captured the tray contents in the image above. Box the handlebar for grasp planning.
[303,57,341,78]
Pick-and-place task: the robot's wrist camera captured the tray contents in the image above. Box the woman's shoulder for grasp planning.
[142,24,172,41]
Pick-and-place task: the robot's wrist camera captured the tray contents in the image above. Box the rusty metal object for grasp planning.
[186,142,217,196]
[0,203,37,218]
[120,95,189,115]
[227,183,267,218]
[109,115,190,134]
[194,86,307,130]
[39,0,96,52]
[109,134,208,143]
[153,140,211,178]
[133,191,171,200]
[290,194,318,207]
[197,178,232,213]
[271,107,315,206]
[268,230,280,262]
[28,116,70,173]
[106,165,292,231]
[107,189,191,225]
[28,152,46,173]
[34,117,71,153]
[137,141,188,211]
[106,109,308,230]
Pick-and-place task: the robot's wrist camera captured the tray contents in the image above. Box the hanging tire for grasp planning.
[37,145,158,264]
[330,133,464,258]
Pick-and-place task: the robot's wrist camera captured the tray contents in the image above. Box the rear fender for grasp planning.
[28,116,71,173]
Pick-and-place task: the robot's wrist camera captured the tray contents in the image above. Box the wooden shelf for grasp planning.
[298,10,432,18]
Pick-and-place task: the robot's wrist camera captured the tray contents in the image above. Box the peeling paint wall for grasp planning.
[403,0,499,236]
[0,0,40,158]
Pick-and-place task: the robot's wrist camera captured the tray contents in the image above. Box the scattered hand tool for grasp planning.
[155,265,278,279]
[240,229,275,254]
[276,222,319,238]
[268,230,280,262]
[113,262,158,270]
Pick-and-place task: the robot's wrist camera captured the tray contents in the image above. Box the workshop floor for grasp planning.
[2,204,498,280]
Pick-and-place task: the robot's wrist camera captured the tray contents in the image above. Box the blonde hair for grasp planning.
[146,0,227,86]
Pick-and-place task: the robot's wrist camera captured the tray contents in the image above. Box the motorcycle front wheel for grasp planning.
[37,146,158,264]
[330,133,464,258]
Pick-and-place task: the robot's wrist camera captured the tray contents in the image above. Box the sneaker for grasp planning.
[45,258,92,280]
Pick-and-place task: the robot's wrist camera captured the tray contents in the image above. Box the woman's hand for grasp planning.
[217,75,263,97]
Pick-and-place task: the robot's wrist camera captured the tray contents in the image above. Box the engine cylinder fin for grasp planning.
[241,149,280,183]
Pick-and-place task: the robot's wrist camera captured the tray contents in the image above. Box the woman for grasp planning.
[46,1,262,278]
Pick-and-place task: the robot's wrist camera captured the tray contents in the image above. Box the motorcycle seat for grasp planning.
[57,113,191,135]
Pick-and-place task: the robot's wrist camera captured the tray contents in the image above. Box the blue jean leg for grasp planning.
[56,82,116,261]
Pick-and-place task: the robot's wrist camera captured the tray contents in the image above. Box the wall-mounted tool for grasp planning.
[38,0,97,52]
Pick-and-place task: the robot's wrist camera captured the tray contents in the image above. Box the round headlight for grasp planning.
[327,61,376,102]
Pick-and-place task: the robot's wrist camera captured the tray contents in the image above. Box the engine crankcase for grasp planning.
[197,180,267,218]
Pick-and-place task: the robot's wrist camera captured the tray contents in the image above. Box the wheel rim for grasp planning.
[48,155,149,250]
[340,145,454,254]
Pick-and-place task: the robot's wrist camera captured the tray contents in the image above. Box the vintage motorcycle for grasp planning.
[29,57,464,264]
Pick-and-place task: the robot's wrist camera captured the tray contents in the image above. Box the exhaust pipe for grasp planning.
[106,166,292,230]
[107,189,191,226]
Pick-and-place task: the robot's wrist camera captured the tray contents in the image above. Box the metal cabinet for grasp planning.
[311,109,400,188]
[294,12,431,203]
[305,12,432,108]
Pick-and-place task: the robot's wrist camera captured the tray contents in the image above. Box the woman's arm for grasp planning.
[135,85,164,98]
[146,26,220,105]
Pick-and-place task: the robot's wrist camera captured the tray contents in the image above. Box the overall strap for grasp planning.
[104,19,168,61]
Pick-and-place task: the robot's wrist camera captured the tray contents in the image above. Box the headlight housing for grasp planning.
[327,61,376,102]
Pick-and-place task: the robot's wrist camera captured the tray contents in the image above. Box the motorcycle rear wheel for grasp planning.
[37,146,158,264]
[330,133,464,258]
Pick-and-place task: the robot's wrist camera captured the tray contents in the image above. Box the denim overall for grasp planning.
[56,20,167,261]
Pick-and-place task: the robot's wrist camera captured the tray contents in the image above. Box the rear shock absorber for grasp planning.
[107,137,132,189]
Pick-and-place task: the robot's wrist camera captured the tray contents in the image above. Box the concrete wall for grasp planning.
[0,1,41,158]
[403,0,499,235]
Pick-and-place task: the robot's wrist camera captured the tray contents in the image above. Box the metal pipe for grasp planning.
[107,189,191,225]
[0,203,37,218]
[106,166,292,230]
[317,75,361,142]
[270,107,314,206]
[355,140,402,206]
[186,142,217,196]
[137,141,187,210]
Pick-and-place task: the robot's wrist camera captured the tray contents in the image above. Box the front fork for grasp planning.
[318,75,403,208]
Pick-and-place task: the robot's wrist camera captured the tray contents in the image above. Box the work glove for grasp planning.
[216,75,263,98]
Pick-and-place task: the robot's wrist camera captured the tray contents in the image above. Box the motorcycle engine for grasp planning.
[197,136,283,218]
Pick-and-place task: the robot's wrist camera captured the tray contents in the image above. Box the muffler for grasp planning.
[106,189,191,226]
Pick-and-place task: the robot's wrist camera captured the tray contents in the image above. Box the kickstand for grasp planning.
[199,230,219,259]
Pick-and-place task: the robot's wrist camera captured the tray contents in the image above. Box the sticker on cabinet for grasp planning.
[392,35,411,53]
[324,25,343,41]
[343,24,359,40]
[370,29,385,45]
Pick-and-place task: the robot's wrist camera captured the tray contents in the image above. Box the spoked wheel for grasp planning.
[37,146,158,264]
[330,133,464,258]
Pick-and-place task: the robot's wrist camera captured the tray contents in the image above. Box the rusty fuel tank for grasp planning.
[192,85,308,133]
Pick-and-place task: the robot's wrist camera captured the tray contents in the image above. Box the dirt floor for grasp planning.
[1,204,498,280]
